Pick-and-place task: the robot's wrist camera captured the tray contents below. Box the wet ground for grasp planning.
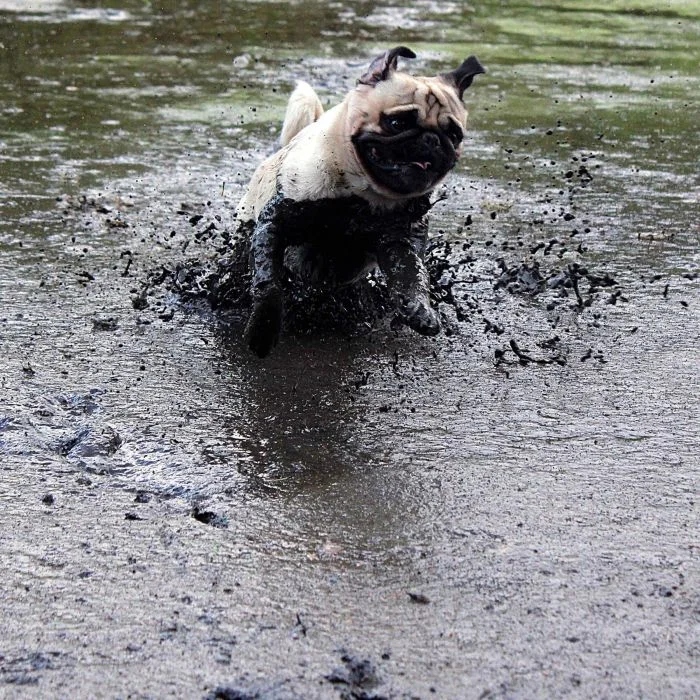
[1,1,699,698]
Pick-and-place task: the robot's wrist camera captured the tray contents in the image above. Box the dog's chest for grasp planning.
[281,196,373,244]
[274,194,431,249]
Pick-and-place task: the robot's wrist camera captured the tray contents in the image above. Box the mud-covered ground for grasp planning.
[1,1,699,698]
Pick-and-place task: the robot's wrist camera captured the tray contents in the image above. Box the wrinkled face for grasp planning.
[350,74,468,198]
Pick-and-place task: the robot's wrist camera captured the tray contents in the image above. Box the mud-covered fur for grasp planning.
[234,46,485,357]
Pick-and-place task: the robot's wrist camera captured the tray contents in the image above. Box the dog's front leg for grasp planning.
[377,218,440,336]
[244,198,289,357]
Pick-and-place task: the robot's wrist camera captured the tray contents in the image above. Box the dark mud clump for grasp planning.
[324,652,386,700]
[191,506,229,529]
[206,686,260,700]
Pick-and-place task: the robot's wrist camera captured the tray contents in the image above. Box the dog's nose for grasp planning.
[422,132,442,149]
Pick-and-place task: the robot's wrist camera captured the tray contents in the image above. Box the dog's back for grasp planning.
[279,81,324,146]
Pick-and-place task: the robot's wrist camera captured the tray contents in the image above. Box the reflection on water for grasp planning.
[218,334,368,491]
[204,328,447,564]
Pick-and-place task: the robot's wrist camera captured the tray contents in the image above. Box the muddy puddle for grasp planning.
[1,1,698,698]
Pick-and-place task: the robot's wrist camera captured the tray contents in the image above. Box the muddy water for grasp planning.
[1,1,698,698]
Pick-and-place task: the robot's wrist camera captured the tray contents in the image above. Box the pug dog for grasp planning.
[234,46,485,357]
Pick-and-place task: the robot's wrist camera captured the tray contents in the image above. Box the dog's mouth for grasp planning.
[366,145,434,172]
[353,129,457,196]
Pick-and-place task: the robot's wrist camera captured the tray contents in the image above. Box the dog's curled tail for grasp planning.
[279,81,324,146]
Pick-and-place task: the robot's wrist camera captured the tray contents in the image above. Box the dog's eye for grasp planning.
[381,111,418,134]
[445,122,463,147]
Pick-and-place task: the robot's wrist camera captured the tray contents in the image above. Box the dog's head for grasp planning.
[348,47,485,199]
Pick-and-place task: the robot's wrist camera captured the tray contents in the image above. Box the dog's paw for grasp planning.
[244,291,283,358]
[402,298,441,336]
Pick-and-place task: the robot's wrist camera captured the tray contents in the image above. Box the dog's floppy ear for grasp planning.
[358,46,416,86]
[441,55,486,99]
